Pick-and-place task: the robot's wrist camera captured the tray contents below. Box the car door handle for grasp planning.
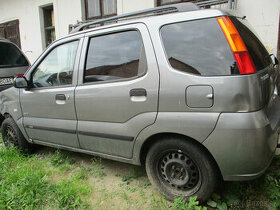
[130,88,147,97]
[55,94,66,100]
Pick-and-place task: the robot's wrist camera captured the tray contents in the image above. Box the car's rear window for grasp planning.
[230,17,272,71]
[0,42,29,68]
[161,18,239,76]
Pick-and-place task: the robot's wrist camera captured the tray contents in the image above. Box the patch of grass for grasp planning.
[72,167,88,181]
[0,147,91,209]
[88,157,106,178]
[173,196,206,210]
[150,192,170,210]
[50,149,75,166]
[125,186,137,193]
[1,136,279,210]
[116,166,141,185]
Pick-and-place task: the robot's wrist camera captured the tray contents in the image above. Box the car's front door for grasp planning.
[20,37,83,148]
[75,24,159,158]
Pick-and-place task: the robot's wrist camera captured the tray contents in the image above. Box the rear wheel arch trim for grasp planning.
[139,132,223,179]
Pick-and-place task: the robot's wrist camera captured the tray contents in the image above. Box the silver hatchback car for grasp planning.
[0,3,279,202]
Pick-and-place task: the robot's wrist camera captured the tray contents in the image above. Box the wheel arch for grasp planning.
[0,112,11,126]
[139,132,223,180]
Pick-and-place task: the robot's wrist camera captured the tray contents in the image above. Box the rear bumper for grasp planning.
[203,95,280,181]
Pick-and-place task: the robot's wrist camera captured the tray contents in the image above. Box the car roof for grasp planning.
[65,8,228,39]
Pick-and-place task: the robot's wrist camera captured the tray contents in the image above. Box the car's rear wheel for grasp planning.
[145,137,219,202]
[1,117,32,153]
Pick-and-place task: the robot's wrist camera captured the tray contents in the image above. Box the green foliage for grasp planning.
[0,147,91,209]
[117,166,141,185]
[50,149,75,166]
[207,194,228,210]
[88,157,106,178]
[173,196,206,210]
[72,167,88,181]
[0,139,279,210]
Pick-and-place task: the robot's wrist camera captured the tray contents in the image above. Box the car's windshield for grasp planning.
[0,42,29,68]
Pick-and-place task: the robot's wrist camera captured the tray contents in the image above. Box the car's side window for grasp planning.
[32,41,79,88]
[84,30,147,83]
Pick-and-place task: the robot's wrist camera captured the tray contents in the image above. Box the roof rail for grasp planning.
[70,2,199,34]
[196,0,228,7]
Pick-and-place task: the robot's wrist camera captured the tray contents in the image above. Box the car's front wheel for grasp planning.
[1,117,32,153]
[145,137,219,202]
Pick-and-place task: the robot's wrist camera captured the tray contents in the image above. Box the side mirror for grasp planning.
[14,77,29,88]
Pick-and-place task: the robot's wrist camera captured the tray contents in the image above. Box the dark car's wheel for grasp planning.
[145,137,219,202]
[1,117,32,153]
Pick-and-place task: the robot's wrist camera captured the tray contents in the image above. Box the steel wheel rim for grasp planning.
[158,150,201,193]
[3,125,18,147]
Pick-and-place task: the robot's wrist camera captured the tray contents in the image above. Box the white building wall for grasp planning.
[117,0,155,14]
[0,0,279,63]
[0,0,83,63]
[236,0,280,54]
[117,0,279,54]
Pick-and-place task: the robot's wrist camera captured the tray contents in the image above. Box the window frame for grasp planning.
[42,5,56,48]
[85,0,117,20]
[25,37,83,90]
[82,28,147,86]
[0,41,30,68]
[159,18,238,77]
[0,19,21,48]
[157,0,186,6]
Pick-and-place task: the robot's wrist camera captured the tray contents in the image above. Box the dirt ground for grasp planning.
[35,146,172,209]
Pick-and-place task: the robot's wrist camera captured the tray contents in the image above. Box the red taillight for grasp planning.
[17,74,24,77]
[233,52,256,74]
[217,16,256,75]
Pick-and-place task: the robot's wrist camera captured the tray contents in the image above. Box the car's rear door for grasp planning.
[75,23,159,158]
[20,35,83,147]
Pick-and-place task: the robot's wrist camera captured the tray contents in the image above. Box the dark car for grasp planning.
[0,38,30,92]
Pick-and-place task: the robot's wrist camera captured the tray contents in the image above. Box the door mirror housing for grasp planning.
[14,77,29,88]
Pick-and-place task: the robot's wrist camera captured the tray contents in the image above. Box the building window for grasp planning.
[157,0,183,6]
[0,20,21,48]
[157,0,230,7]
[85,0,117,20]
[42,5,56,47]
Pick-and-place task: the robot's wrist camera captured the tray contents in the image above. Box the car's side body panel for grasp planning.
[132,112,220,164]
[18,35,84,147]
[0,7,278,184]
[203,96,280,180]
[75,23,160,158]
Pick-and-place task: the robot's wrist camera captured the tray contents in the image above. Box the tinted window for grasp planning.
[161,18,239,76]
[0,42,29,68]
[230,17,272,71]
[32,41,79,88]
[85,30,147,83]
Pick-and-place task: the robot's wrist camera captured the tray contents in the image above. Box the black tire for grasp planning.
[1,117,33,153]
[145,137,219,202]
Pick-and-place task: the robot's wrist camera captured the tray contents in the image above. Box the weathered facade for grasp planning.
[0,0,279,63]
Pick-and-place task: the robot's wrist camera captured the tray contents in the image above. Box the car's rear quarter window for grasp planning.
[230,17,272,71]
[161,18,239,76]
[0,42,29,67]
